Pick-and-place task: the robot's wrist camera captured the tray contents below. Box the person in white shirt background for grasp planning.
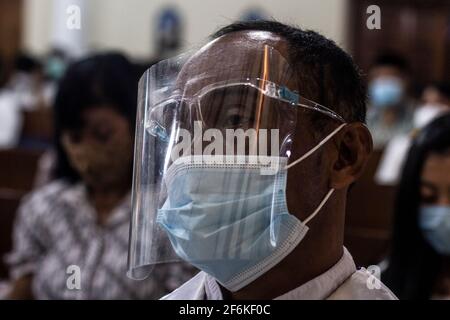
[414,83,450,129]
[0,53,62,149]
[128,20,397,300]
[0,54,42,149]
[375,82,450,186]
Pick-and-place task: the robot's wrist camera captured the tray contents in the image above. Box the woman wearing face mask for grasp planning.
[366,53,415,149]
[383,113,450,299]
[4,53,194,299]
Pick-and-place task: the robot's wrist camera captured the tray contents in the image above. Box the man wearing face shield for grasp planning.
[128,21,397,300]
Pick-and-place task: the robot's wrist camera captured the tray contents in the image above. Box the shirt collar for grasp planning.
[204,247,356,300]
[274,247,356,300]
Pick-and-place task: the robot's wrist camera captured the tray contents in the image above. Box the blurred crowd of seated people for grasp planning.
[374,80,450,186]
[363,52,450,299]
[0,50,67,149]
[367,53,450,152]
[0,52,195,299]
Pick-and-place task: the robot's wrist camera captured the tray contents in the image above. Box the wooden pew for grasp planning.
[0,148,43,190]
[0,189,25,278]
[20,108,54,145]
[0,148,43,279]
[344,149,397,267]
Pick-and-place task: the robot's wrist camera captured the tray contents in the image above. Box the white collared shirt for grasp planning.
[162,247,397,300]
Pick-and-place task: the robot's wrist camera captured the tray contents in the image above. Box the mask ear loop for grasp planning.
[284,123,347,170]
[303,188,335,225]
[283,123,346,225]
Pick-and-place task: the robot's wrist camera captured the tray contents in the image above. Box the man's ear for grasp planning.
[330,122,373,189]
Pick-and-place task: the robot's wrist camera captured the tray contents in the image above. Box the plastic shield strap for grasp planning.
[128,41,342,281]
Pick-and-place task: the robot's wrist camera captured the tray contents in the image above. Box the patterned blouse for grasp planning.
[5,180,196,299]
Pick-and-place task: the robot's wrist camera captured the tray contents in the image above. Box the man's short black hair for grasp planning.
[211,20,366,124]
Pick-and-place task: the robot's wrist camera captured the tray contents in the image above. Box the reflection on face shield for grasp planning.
[197,81,294,131]
[147,78,344,167]
[128,44,347,290]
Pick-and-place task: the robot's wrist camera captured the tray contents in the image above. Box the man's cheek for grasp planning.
[286,154,327,220]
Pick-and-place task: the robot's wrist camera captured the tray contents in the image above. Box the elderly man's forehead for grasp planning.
[176,31,290,90]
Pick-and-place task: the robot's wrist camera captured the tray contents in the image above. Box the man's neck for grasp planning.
[225,240,343,300]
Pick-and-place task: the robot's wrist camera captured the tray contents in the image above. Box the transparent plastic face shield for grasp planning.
[128,42,345,280]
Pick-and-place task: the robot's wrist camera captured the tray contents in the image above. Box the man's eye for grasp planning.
[222,107,256,128]
[225,114,256,129]
[226,114,243,126]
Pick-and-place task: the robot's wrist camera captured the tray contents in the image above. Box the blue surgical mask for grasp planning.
[156,125,345,292]
[45,57,67,80]
[369,77,404,109]
[419,205,450,255]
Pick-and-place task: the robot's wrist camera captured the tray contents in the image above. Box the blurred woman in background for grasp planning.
[4,52,194,299]
[384,113,450,299]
